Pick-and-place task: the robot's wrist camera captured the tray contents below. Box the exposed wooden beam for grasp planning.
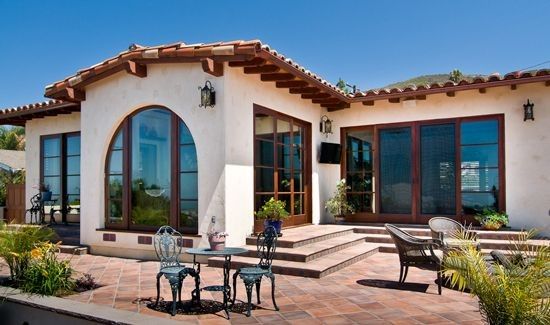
[510,84,517,90]
[261,73,295,82]
[201,58,224,77]
[124,61,147,78]
[275,80,308,88]
[446,91,455,97]
[326,102,351,111]
[52,87,86,102]
[415,95,426,100]
[478,88,486,94]
[362,100,375,106]
[228,57,266,67]
[289,87,319,94]
[546,80,550,87]
[243,65,280,74]
[301,93,331,99]
[388,98,400,103]
[312,98,341,104]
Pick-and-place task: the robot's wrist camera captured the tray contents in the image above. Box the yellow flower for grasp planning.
[31,248,42,259]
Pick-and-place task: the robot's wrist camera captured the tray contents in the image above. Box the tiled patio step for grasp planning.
[241,232,371,262]
[208,242,380,278]
[59,245,88,255]
[246,225,355,248]
[353,225,526,240]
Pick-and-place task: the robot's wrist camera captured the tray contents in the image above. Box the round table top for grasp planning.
[186,247,248,256]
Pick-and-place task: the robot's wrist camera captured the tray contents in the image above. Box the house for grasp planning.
[0,40,548,259]
[0,149,25,173]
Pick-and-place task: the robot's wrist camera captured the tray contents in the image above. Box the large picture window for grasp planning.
[105,107,198,233]
[342,115,504,223]
[254,105,311,227]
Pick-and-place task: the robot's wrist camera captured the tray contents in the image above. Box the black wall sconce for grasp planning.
[523,99,534,121]
[199,80,215,108]
[320,115,333,137]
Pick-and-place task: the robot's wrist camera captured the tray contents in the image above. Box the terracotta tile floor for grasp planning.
[3,253,483,324]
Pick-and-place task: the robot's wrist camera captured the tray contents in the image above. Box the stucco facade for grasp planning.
[19,58,550,259]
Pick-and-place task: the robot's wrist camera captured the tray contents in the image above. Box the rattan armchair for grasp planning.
[385,224,444,294]
[429,217,479,253]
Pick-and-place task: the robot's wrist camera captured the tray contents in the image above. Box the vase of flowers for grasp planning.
[207,231,228,251]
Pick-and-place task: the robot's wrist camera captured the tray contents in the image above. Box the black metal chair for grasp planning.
[232,226,279,317]
[25,193,41,224]
[385,224,443,294]
[153,226,200,316]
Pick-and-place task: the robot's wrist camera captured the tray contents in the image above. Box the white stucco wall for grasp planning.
[25,113,81,222]
[323,83,550,234]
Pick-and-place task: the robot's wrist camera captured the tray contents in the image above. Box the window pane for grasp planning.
[43,176,61,196]
[255,194,274,212]
[66,135,80,156]
[180,172,198,200]
[347,173,373,192]
[347,193,373,213]
[461,168,499,192]
[67,156,80,175]
[278,169,292,192]
[292,147,302,170]
[461,193,498,215]
[43,138,60,157]
[255,114,273,139]
[109,175,123,199]
[277,120,291,144]
[421,124,456,215]
[43,157,60,176]
[293,194,303,215]
[180,200,198,228]
[67,176,80,195]
[112,131,123,150]
[461,120,498,145]
[131,109,171,227]
[277,144,291,170]
[67,195,80,209]
[379,127,412,214]
[461,144,498,168]
[255,167,274,192]
[180,122,194,144]
[293,171,303,192]
[109,200,123,224]
[293,124,303,147]
[256,140,274,167]
[180,145,197,172]
[109,150,123,174]
[278,194,291,213]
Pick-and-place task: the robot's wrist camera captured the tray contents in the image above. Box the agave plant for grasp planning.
[443,229,550,324]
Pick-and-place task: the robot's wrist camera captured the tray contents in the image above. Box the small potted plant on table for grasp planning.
[255,197,290,235]
[325,179,355,224]
[475,209,509,230]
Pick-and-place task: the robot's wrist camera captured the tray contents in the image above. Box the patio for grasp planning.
[38,252,485,324]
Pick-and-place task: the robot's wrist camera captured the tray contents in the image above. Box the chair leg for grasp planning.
[399,265,404,283]
[255,279,261,304]
[402,266,409,283]
[155,273,162,307]
[244,280,254,317]
[437,271,442,295]
[178,277,183,303]
[232,271,239,304]
[268,273,279,311]
[168,277,180,316]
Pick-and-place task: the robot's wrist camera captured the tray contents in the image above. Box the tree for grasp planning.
[0,126,25,150]
[449,69,464,83]
[336,78,350,94]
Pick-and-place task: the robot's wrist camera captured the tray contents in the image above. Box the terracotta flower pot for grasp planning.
[208,234,226,251]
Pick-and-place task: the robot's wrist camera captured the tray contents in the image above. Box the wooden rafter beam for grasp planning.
[312,98,340,104]
[446,91,455,97]
[362,101,375,106]
[479,88,486,94]
[228,57,266,67]
[511,84,517,90]
[415,95,426,100]
[275,80,308,88]
[301,92,331,99]
[289,87,319,94]
[52,87,86,102]
[201,58,224,77]
[546,80,550,86]
[325,102,351,111]
[260,73,295,82]
[388,98,400,103]
[124,61,147,78]
[244,65,280,74]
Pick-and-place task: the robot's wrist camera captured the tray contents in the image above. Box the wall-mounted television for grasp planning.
[319,142,341,164]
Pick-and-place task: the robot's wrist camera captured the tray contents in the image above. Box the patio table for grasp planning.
[186,247,248,319]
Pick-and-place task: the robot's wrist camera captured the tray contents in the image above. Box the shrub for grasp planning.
[255,197,290,221]
[20,242,75,296]
[475,209,509,230]
[325,179,355,217]
[0,222,54,281]
[75,273,99,292]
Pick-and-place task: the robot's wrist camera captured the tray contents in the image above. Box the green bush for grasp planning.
[0,223,54,281]
[255,197,290,221]
[21,242,75,296]
[475,208,509,229]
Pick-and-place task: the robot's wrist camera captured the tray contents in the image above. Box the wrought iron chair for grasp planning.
[232,226,279,317]
[25,193,41,224]
[385,224,443,294]
[154,226,200,316]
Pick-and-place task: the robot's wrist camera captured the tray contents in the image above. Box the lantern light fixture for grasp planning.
[199,80,215,108]
[523,99,534,121]
[320,115,333,137]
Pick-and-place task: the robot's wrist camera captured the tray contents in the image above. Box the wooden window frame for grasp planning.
[341,114,505,224]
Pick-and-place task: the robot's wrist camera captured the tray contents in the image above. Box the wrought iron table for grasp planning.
[186,247,248,319]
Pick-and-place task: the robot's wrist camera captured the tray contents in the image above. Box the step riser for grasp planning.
[246,229,356,248]
[354,227,525,241]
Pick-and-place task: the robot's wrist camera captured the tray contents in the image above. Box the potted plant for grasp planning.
[474,208,509,230]
[39,183,52,201]
[325,179,355,224]
[207,230,228,251]
[255,197,290,235]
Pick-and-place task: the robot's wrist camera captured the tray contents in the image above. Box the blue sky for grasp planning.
[1,0,549,108]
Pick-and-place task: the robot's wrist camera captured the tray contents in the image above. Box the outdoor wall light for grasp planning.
[320,115,333,137]
[523,99,534,121]
[199,80,215,108]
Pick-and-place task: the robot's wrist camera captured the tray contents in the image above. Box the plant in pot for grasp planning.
[255,197,290,235]
[39,183,52,201]
[205,216,228,251]
[474,208,509,230]
[325,179,355,224]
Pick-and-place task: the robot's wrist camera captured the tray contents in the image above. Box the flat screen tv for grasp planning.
[319,142,341,164]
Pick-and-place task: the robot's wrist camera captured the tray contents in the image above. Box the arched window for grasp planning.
[105,107,198,233]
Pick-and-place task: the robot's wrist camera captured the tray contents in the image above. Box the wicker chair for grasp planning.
[429,217,479,252]
[385,224,443,294]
